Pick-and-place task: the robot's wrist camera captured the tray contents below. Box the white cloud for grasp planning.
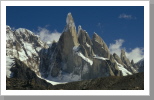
[119,13,136,19]
[109,39,144,63]
[109,39,124,56]
[36,27,61,43]
[125,48,144,63]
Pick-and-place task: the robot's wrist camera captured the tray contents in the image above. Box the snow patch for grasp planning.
[73,46,93,65]
[115,60,132,76]
[73,46,79,52]
[86,43,91,48]
[23,42,38,57]
[38,70,83,85]
[18,49,28,61]
[77,52,93,66]
[26,29,34,35]
[36,47,42,52]
[94,56,109,60]
[95,40,100,44]
[37,75,67,85]
[131,66,137,73]
[16,28,26,34]
[6,30,15,41]
[6,56,15,78]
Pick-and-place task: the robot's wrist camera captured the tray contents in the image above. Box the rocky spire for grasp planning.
[92,32,110,58]
[113,53,124,65]
[78,25,93,46]
[120,49,132,69]
[57,13,79,73]
[66,12,75,27]
[59,12,79,48]
[92,32,109,52]
[77,25,94,57]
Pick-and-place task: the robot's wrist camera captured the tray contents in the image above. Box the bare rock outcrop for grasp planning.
[92,32,110,58]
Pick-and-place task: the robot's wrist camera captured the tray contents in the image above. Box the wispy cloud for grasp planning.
[36,27,61,43]
[118,13,136,19]
[109,39,144,63]
[97,22,104,33]
[97,22,103,28]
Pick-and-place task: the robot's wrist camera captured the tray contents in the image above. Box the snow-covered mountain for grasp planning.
[6,25,48,77]
[6,13,144,85]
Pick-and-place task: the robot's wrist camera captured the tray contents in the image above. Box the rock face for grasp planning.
[121,49,131,68]
[6,13,143,83]
[92,33,110,58]
[113,53,124,65]
[57,13,80,73]
[120,49,137,73]
[78,25,95,58]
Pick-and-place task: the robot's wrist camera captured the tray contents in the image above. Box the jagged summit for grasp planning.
[66,12,75,27]
[92,32,110,58]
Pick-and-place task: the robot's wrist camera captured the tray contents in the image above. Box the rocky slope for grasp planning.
[6,13,144,86]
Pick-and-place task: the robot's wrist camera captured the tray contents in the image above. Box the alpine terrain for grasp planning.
[6,13,144,90]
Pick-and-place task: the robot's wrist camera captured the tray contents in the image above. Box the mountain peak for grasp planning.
[66,12,75,26]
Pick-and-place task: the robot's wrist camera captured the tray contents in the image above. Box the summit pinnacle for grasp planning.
[66,12,75,27]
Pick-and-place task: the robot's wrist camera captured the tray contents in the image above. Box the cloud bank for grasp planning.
[109,39,144,63]
[36,27,61,44]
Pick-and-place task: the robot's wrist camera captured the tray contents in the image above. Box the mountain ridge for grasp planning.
[6,13,144,87]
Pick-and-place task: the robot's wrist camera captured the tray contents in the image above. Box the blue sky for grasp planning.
[6,6,144,62]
